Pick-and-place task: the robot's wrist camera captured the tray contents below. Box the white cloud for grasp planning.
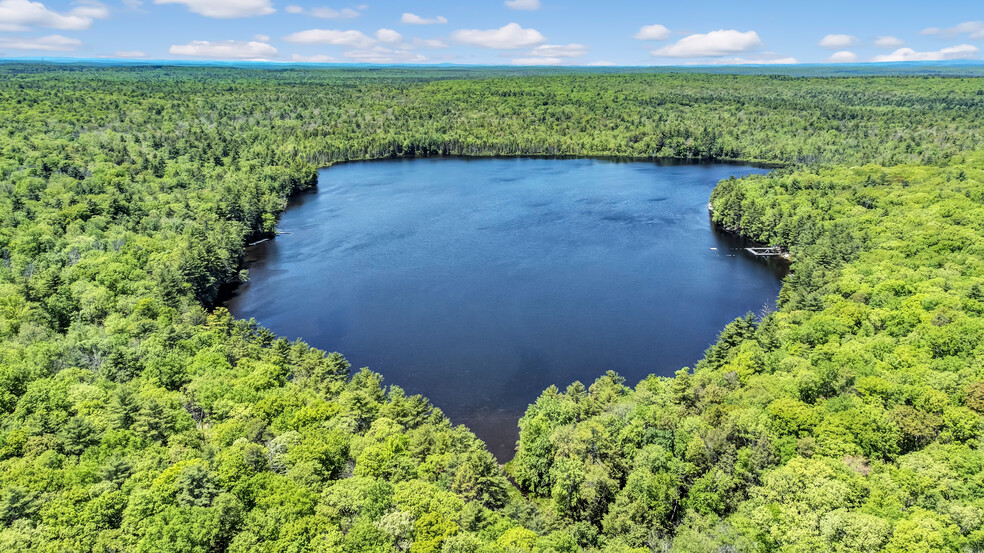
[169,39,278,59]
[283,4,359,18]
[343,46,427,63]
[819,34,857,49]
[311,6,359,19]
[451,22,545,49]
[401,13,447,25]
[827,50,857,63]
[0,0,109,31]
[0,33,81,50]
[684,56,797,66]
[873,44,979,62]
[512,43,588,65]
[283,28,375,47]
[634,24,670,41]
[291,53,335,63]
[284,4,362,18]
[504,0,540,10]
[114,50,146,58]
[285,27,443,55]
[527,43,587,58]
[375,28,402,43]
[253,34,270,42]
[921,21,984,40]
[411,37,448,49]
[652,30,762,58]
[874,36,904,49]
[586,60,615,66]
[154,0,274,18]
[512,57,561,65]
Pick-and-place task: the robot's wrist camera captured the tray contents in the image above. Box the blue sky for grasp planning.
[1,0,983,65]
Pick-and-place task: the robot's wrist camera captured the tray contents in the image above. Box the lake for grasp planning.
[224,158,785,460]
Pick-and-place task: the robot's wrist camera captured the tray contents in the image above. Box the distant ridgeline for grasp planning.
[0,64,983,552]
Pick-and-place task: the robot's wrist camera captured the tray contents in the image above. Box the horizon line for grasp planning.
[3,56,984,69]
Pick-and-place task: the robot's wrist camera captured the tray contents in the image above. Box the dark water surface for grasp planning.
[224,158,785,460]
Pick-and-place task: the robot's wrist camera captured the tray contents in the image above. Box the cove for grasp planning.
[224,158,785,460]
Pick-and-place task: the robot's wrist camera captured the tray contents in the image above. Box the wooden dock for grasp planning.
[746,247,785,257]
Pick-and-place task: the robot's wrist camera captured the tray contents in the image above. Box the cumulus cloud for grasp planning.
[685,54,797,66]
[652,30,762,58]
[285,27,443,55]
[634,24,670,41]
[451,22,545,49]
[343,46,427,63]
[411,38,448,49]
[290,53,336,63]
[114,50,147,58]
[283,28,375,48]
[827,51,857,63]
[921,21,984,40]
[874,36,904,49]
[401,13,447,25]
[819,34,857,49]
[375,28,402,43]
[872,44,979,62]
[0,33,81,50]
[511,43,588,66]
[154,0,274,18]
[0,0,109,31]
[512,57,561,65]
[504,0,540,10]
[283,5,360,18]
[321,7,358,18]
[528,43,587,58]
[169,39,278,59]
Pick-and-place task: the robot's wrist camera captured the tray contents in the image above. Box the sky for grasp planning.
[0,0,983,66]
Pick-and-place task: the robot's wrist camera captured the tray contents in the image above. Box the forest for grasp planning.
[0,63,984,552]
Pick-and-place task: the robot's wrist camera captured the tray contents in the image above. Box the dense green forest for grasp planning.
[1,64,984,551]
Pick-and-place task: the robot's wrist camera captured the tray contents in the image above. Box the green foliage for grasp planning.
[512,154,984,550]
[3,64,984,551]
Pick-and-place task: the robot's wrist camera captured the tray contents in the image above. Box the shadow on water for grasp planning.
[222,157,787,461]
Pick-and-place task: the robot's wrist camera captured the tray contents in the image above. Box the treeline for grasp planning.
[5,67,984,173]
[1,64,984,551]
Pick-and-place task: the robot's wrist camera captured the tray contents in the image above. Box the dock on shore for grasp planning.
[746,246,786,257]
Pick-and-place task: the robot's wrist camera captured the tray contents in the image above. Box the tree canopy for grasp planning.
[1,63,984,551]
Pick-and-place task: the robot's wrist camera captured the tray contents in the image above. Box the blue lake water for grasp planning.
[224,158,784,460]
